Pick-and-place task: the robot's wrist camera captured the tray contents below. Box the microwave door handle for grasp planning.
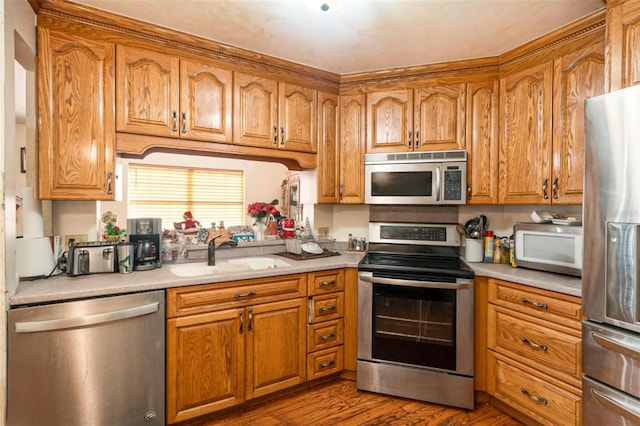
[435,166,441,202]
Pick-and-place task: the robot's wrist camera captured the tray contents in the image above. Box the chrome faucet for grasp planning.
[207,236,238,266]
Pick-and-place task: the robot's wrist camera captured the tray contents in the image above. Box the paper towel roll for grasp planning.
[16,237,56,278]
[22,187,44,239]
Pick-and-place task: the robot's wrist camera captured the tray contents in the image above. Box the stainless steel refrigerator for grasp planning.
[583,83,640,425]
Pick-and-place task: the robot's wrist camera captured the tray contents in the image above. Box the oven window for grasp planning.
[371,171,432,197]
[372,283,455,371]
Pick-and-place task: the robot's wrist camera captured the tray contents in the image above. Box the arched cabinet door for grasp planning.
[38,25,115,200]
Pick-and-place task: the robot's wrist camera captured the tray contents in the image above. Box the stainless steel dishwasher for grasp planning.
[7,290,165,426]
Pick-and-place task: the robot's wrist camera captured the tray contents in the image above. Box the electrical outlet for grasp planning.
[318,227,330,238]
[64,234,88,251]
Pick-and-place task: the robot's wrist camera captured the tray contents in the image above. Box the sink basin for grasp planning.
[169,257,290,277]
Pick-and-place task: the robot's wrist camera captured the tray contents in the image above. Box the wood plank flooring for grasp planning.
[200,379,524,426]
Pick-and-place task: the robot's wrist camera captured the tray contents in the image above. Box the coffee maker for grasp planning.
[127,218,162,271]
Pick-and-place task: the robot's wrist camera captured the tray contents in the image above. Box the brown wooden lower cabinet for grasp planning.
[485,278,582,426]
[166,268,352,424]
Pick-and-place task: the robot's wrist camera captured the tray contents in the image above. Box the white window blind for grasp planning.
[128,163,245,230]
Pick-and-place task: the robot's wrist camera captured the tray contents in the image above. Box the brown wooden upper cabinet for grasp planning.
[499,42,605,204]
[37,25,116,200]
[605,0,640,92]
[233,72,317,153]
[366,85,466,153]
[116,45,233,143]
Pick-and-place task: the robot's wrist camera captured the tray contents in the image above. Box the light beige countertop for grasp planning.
[10,242,582,306]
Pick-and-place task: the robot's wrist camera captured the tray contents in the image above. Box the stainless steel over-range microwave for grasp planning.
[364,150,467,205]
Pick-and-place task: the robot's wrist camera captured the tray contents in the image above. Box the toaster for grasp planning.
[68,242,118,276]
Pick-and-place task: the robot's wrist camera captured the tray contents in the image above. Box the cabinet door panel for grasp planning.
[246,298,306,400]
[181,60,232,142]
[38,27,115,200]
[281,83,317,152]
[317,92,340,203]
[233,72,278,148]
[414,84,466,151]
[606,0,640,91]
[466,80,499,204]
[166,309,244,424]
[499,62,553,204]
[553,42,605,204]
[366,90,412,153]
[116,46,179,137]
[339,94,366,203]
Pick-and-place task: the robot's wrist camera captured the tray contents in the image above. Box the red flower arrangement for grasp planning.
[247,202,280,223]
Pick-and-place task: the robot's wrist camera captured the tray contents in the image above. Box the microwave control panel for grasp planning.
[443,167,463,201]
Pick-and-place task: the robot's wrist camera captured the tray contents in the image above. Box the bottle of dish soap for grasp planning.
[484,230,494,263]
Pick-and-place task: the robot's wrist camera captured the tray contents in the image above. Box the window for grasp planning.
[128,163,245,230]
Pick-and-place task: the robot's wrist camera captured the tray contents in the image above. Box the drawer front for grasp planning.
[307,319,344,352]
[167,274,307,317]
[307,346,344,380]
[308,292,344,323]
[488,305,581,386]
[307,269,345,295]
[488,352,581,426]
[488,279,582,328]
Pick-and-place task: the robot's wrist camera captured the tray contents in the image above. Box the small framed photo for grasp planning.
[20,147,26,173]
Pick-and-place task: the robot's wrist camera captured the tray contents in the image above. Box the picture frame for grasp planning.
[20,147,26,173]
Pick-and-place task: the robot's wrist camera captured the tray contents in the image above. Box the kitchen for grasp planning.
[2,0,639,425]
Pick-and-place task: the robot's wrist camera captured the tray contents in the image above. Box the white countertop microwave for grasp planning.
[364,150,467,205]
[513,222,583,276]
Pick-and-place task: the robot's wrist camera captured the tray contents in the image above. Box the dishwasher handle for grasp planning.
[14,302,160,333]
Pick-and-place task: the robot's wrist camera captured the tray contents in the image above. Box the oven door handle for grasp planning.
[359,274,472,289]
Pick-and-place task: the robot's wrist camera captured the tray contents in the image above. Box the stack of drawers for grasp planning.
[486,278,582,426]
[307,269,345,380]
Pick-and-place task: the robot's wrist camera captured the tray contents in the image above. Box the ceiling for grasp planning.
[70,0,604,75]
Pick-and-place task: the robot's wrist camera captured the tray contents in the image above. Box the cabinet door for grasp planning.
[414,83,466,152]
[246,298,307,400]
[233,72,279,149]
[499,62,553,204]
[280,82,317,152]
[317,92,340,203]
[180,59,233,143]
[37,27,116,200]
[166,309,244,424]
[606,0,640,91]
[339,94,366,204]
[552,42,605,204]
[116,45,179,137]
[366,89,413,153]
[466,79,499,204]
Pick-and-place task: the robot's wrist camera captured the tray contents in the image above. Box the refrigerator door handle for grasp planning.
[591,332,640,361]
[591,389,640,423]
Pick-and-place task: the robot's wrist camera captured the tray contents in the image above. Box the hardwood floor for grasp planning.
[200,379,524,426]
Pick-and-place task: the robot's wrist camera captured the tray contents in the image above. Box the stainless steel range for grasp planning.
[357,222,475,409]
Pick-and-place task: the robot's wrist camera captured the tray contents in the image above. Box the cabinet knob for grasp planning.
[280,127,285,145]
[181,112,187,133]
[172,110,178,132]
[521,387,548,405]
[542,178,549,200]
[415,131,420,148]
[552,177,559,200]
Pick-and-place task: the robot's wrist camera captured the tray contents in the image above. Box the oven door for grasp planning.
[357,271,474,376]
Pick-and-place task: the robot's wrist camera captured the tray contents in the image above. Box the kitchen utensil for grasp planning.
[456,223,468,238]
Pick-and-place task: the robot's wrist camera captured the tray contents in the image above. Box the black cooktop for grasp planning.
[358,243,474,280]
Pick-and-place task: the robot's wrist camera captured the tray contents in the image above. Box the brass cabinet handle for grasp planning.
[552,177,559,200]
[247,308,253,331]
[235,291,257,298]
[273,126,278,144]
[319,280,336,287]
[319,305,337,313]
[318,332,336,341]
[521,387,547,405]
[181,112,187,133]
[542,178,549,200]
[520,336,548,351]
[239,311,244,334]
[521,297,548,309]
[172,110,178,132]
[107,171,113,195]
[319,359,336,369]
